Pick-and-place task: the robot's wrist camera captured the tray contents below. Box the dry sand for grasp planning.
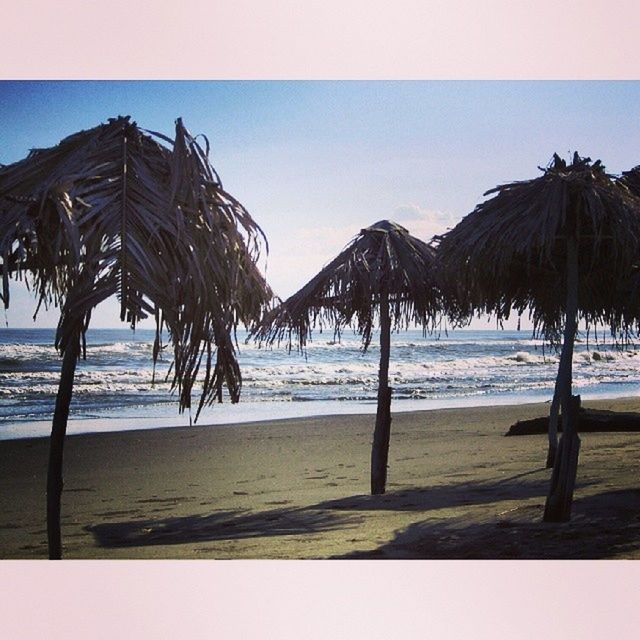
[1,397,639,559]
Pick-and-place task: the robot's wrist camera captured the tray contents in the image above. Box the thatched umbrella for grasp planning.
[436,152,640,521]
[0,116,272,558]
[253,220,450,495]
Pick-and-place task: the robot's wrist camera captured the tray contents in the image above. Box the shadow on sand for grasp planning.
[334,488,640,559]
[85,470,630,558]
[86,506,362,549]
[311,468,555,513]
[87,469,553,552]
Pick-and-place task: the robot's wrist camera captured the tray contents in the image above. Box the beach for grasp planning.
[2,396,639,560]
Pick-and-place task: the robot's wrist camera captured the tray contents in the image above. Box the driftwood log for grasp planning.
[506,408,640,436]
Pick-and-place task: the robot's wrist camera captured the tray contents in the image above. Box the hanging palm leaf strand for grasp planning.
[612,165,640,337]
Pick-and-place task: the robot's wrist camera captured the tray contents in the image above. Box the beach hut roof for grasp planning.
[435,153,640,341]
[254,219,453,350]
[0,115,272,417]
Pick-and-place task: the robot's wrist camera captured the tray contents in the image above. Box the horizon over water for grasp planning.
[1,327,639,440]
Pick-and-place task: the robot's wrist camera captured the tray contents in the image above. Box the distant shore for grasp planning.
[1,396,639,559]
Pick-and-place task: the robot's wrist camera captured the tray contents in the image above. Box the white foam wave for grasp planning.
[3,329,640,427]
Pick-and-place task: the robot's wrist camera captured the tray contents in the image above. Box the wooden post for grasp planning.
[546,384,560,468]
[544,395,581,521]
[371,290,392,495]
[47,332,80,559]
[544,235,581,522]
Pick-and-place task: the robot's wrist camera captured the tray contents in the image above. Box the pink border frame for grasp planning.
[2,2,640,638]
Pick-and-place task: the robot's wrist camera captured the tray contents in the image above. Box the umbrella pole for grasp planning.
[47,331,80,559]
[544,236,581,522]
[546,381,560,468]
[371,290,392,495]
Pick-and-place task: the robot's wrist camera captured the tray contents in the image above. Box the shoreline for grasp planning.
[5,325,640,442]
[3,388,640,442]
[1,395,640,559]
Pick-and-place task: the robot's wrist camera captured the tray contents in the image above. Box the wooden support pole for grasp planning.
[371,290,392,495]
[546,383,560,468]
[544,395,581,522]
[544,234,581,522]
[46,332,80,559]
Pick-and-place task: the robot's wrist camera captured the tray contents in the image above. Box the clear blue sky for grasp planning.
[2,80,640,329]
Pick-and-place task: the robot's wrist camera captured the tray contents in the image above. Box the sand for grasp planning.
[1,396,639,559]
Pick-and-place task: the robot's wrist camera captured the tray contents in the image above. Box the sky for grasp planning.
[2,80,640,329]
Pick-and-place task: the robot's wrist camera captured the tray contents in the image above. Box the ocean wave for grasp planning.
[2,328,640,425]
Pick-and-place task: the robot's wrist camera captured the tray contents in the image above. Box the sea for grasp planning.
[1,327,639,440]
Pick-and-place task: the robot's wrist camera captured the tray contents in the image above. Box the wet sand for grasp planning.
[1,396,639,559]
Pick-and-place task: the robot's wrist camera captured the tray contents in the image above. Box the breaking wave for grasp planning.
[1,328,639,430]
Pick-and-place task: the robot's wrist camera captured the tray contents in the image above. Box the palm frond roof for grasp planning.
[0,115,272,419]
[254,219,451,350]
[435,153,640,340]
